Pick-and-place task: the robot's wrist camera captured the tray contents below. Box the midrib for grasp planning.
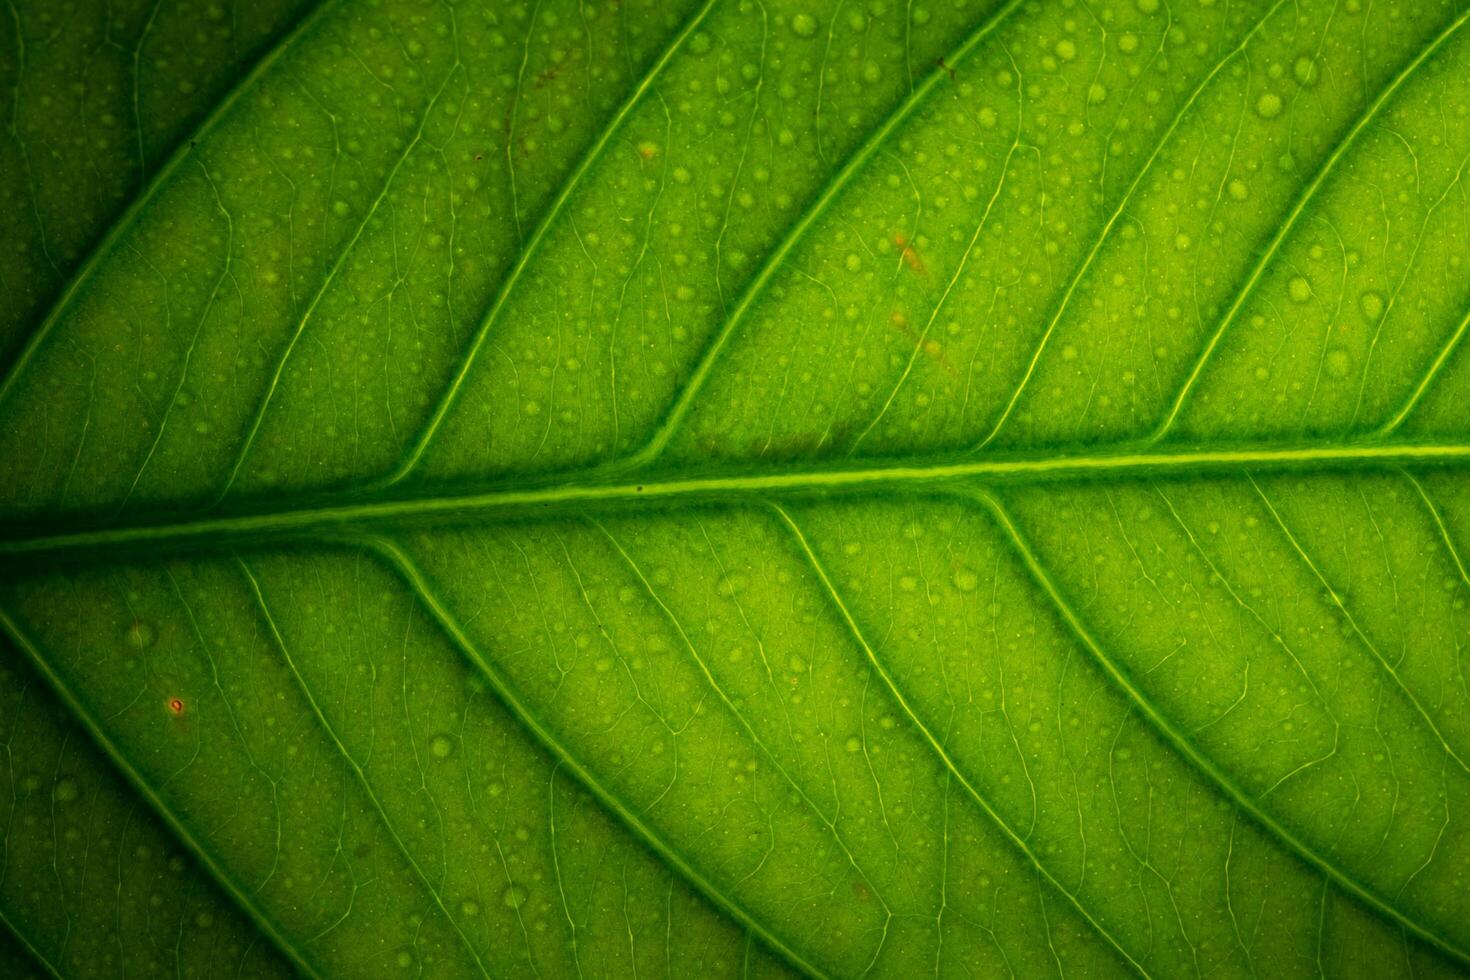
[3,440,1467,557]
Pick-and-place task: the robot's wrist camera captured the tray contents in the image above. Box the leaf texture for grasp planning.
[2,0,1470,977]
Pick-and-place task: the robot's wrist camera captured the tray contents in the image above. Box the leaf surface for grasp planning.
[3,0,1470,976]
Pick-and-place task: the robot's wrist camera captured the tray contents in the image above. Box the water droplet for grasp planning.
[430,734,455,759]
[1293,56,1320,87]
[53,777,78,804]
[502,883,529,909]
[126,621,155,650]
[791,13,818,38]
[1359,290,1384,321]
[1256,92,1283,119]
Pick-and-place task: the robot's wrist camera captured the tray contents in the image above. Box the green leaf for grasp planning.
[2,0,1469,975]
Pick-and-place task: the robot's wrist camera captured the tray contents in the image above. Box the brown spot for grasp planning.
[888,310,960,378]
[894,234,926,275]
[167,697,185,716]
[937,56,956,81]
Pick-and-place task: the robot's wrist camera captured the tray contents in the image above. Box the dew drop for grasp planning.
[1359,290,1384,321]
[126,621,155,650]
[1293,56,1320,87]
[502,883,529,909]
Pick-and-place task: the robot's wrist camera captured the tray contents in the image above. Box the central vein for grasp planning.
[3,441,1467,557]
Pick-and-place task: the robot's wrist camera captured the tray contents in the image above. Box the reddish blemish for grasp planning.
[168,698,185,716]
[889,310,960,379]
[637,144,657,161]
[893,234,926,275]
